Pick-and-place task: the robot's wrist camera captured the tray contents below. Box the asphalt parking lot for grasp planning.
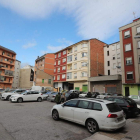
[0,100,91,140]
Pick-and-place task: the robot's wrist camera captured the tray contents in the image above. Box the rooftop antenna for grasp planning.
[133,12,136,19]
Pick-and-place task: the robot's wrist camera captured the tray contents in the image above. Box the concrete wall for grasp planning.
[20,68,33,89]
[12,60,21,88]
[104,42,121,75]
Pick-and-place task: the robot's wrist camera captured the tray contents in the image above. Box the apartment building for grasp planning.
[0,45,16,89]
[104,42,121,75]
[119,18,140,96]
[12,60,21,88]
[20,65,34,89]
[54,39,106,92]
[34,53,54,87]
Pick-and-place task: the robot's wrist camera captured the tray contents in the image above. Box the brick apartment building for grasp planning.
[0,45,16,89]
[119,18,140,96]
[34,53,55,87]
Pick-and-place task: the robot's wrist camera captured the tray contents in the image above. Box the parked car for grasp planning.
[47,92,59,102]
[85,92,100,98]
[51,98,126,134]
[96,93,111,99]
[10,90,43,103]
[104,97,139,118]
[42,91,52,100]
[79,92,88,98]
[1,89,26,100]
[65,91,79,101]
[129,95,140,105]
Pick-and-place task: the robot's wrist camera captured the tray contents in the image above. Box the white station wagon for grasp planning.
[10,90,43,103]
[51,98,126,134]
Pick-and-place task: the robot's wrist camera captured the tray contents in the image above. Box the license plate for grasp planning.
[117,117,123,122]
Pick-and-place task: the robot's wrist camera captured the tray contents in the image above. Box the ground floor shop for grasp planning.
[74,81,88,92]
[123,84,140,96]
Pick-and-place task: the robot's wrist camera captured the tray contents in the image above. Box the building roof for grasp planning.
[104,41,120,47]
[55,38,107,54]
[0,45,16,54]
[16,60,21,62]
[35,53,54,62]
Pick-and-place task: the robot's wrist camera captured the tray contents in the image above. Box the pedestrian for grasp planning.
[87,91,92,98]
[55,92,61,104]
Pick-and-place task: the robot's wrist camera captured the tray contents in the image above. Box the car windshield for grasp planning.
[106,103,122,113]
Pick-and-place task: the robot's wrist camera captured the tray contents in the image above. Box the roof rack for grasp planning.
[86,98,104,102]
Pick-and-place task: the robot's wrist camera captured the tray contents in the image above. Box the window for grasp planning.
[74,63,77,69]
[74,55,77,60]
[62,74,66,79]
[93,103,102,111]
[54,69,56,72]
[55,55,57,58]
[62,66,66,70]
[124,30,130,38]
[113,63,116,69]
[113,57,115,60]
[54,62,56,65]
[81,72,87,77]
[42,79,44,83]
[108,70,110,75]
[74,46,77,52]
[6,65,8,68]
[116,44,120,49]
[31,91,39,94]
[10,66,12,69]
[139,56,140,63]
[64,100,78,107]
[63,50,66,55]
[107,51,109,56]
[82,52,87,57]
[126,57,132,65]
[58,53,61,57]
[54,76,55,80]
[48,79,51,84]
[138,41,140,48]
[114,98,125,104]
[58,60,60,65]
[107,61,110,66]
[2,51,5,55]
[57,67,60,72]
[63,58,66,63]
[118,62,121,67]
[67,72,72,79]
[117,53,120,59]
[112,45,115,51]
[82,43,87,48]
[106,103,122,113]
[74,73,77,79]
[57,75,60,80]
[78,100,89,109]
[67,55,72,62]
[137,26,140,33]
[81,62,88,67]
[127,72,133,80]
[125,44,131,51]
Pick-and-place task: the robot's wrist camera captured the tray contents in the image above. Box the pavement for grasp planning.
[0,99,140,140]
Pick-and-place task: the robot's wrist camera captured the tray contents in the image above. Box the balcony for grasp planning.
[68,49,72,54]
[0,53,15,60]
[0,81,12,84]
[67,64,72,71]
[0,59,15,65]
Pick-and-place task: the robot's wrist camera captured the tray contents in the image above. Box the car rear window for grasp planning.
[106,103,122,113]
[125,98,136,104]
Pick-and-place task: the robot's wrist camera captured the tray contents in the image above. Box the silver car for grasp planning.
[47,92,58,102]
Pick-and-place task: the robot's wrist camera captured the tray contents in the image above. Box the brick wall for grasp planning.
[90,39,106,77]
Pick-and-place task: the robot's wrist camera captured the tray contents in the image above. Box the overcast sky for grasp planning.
[0,0,140,67]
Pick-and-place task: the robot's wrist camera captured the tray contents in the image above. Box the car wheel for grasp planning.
[6,95,11,100]
[37,97,42,102]
[86,119,99,134]
[52,110,59,121]
[17,98,23,103]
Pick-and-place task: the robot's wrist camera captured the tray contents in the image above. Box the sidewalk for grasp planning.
[85,115,140,140]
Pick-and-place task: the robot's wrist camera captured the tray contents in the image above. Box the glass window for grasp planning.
[78,100,89,109]
[125,44,131,51]
[114,98,125,104]
[64,100,78,107]
[74,55,77,60]
[108,70,110,75]
[82,52,87,57]
[55,55,56,58]
[54,76,55,80]
[106,103,122,112]
[112,45,115,50]
[54,69,56,72]
[74,46,77,52]
[124,30,130,37]
[48,79,51,84]
[113,57,115,60]
[67,55,72,62]
[62,74,65,79]
[58,67,60,72]
[74,73,77,79]
[93,103,102,111]
[131,95,138,99]
[137,27,140,33]
[74,63,77,69]
[117,53,120,59]
[116,44,120,49]
[57,75,60,80]
[81,72,87,77]
[67,72,72,79]
[82,43,87,48]
[62,66,66,70]
[138,41,140,48]
[81,62,88,67]
[63,58,66,63]
[87,102,93,109]
[58,60,60,65]
[107,61,110,66]
[126,57,132,65]
[107,51,109,56]
[63,50,66,55]
[31,91,39,94]
[127,72,133,80]
[113,63,116,69]
[58,53,61,57]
